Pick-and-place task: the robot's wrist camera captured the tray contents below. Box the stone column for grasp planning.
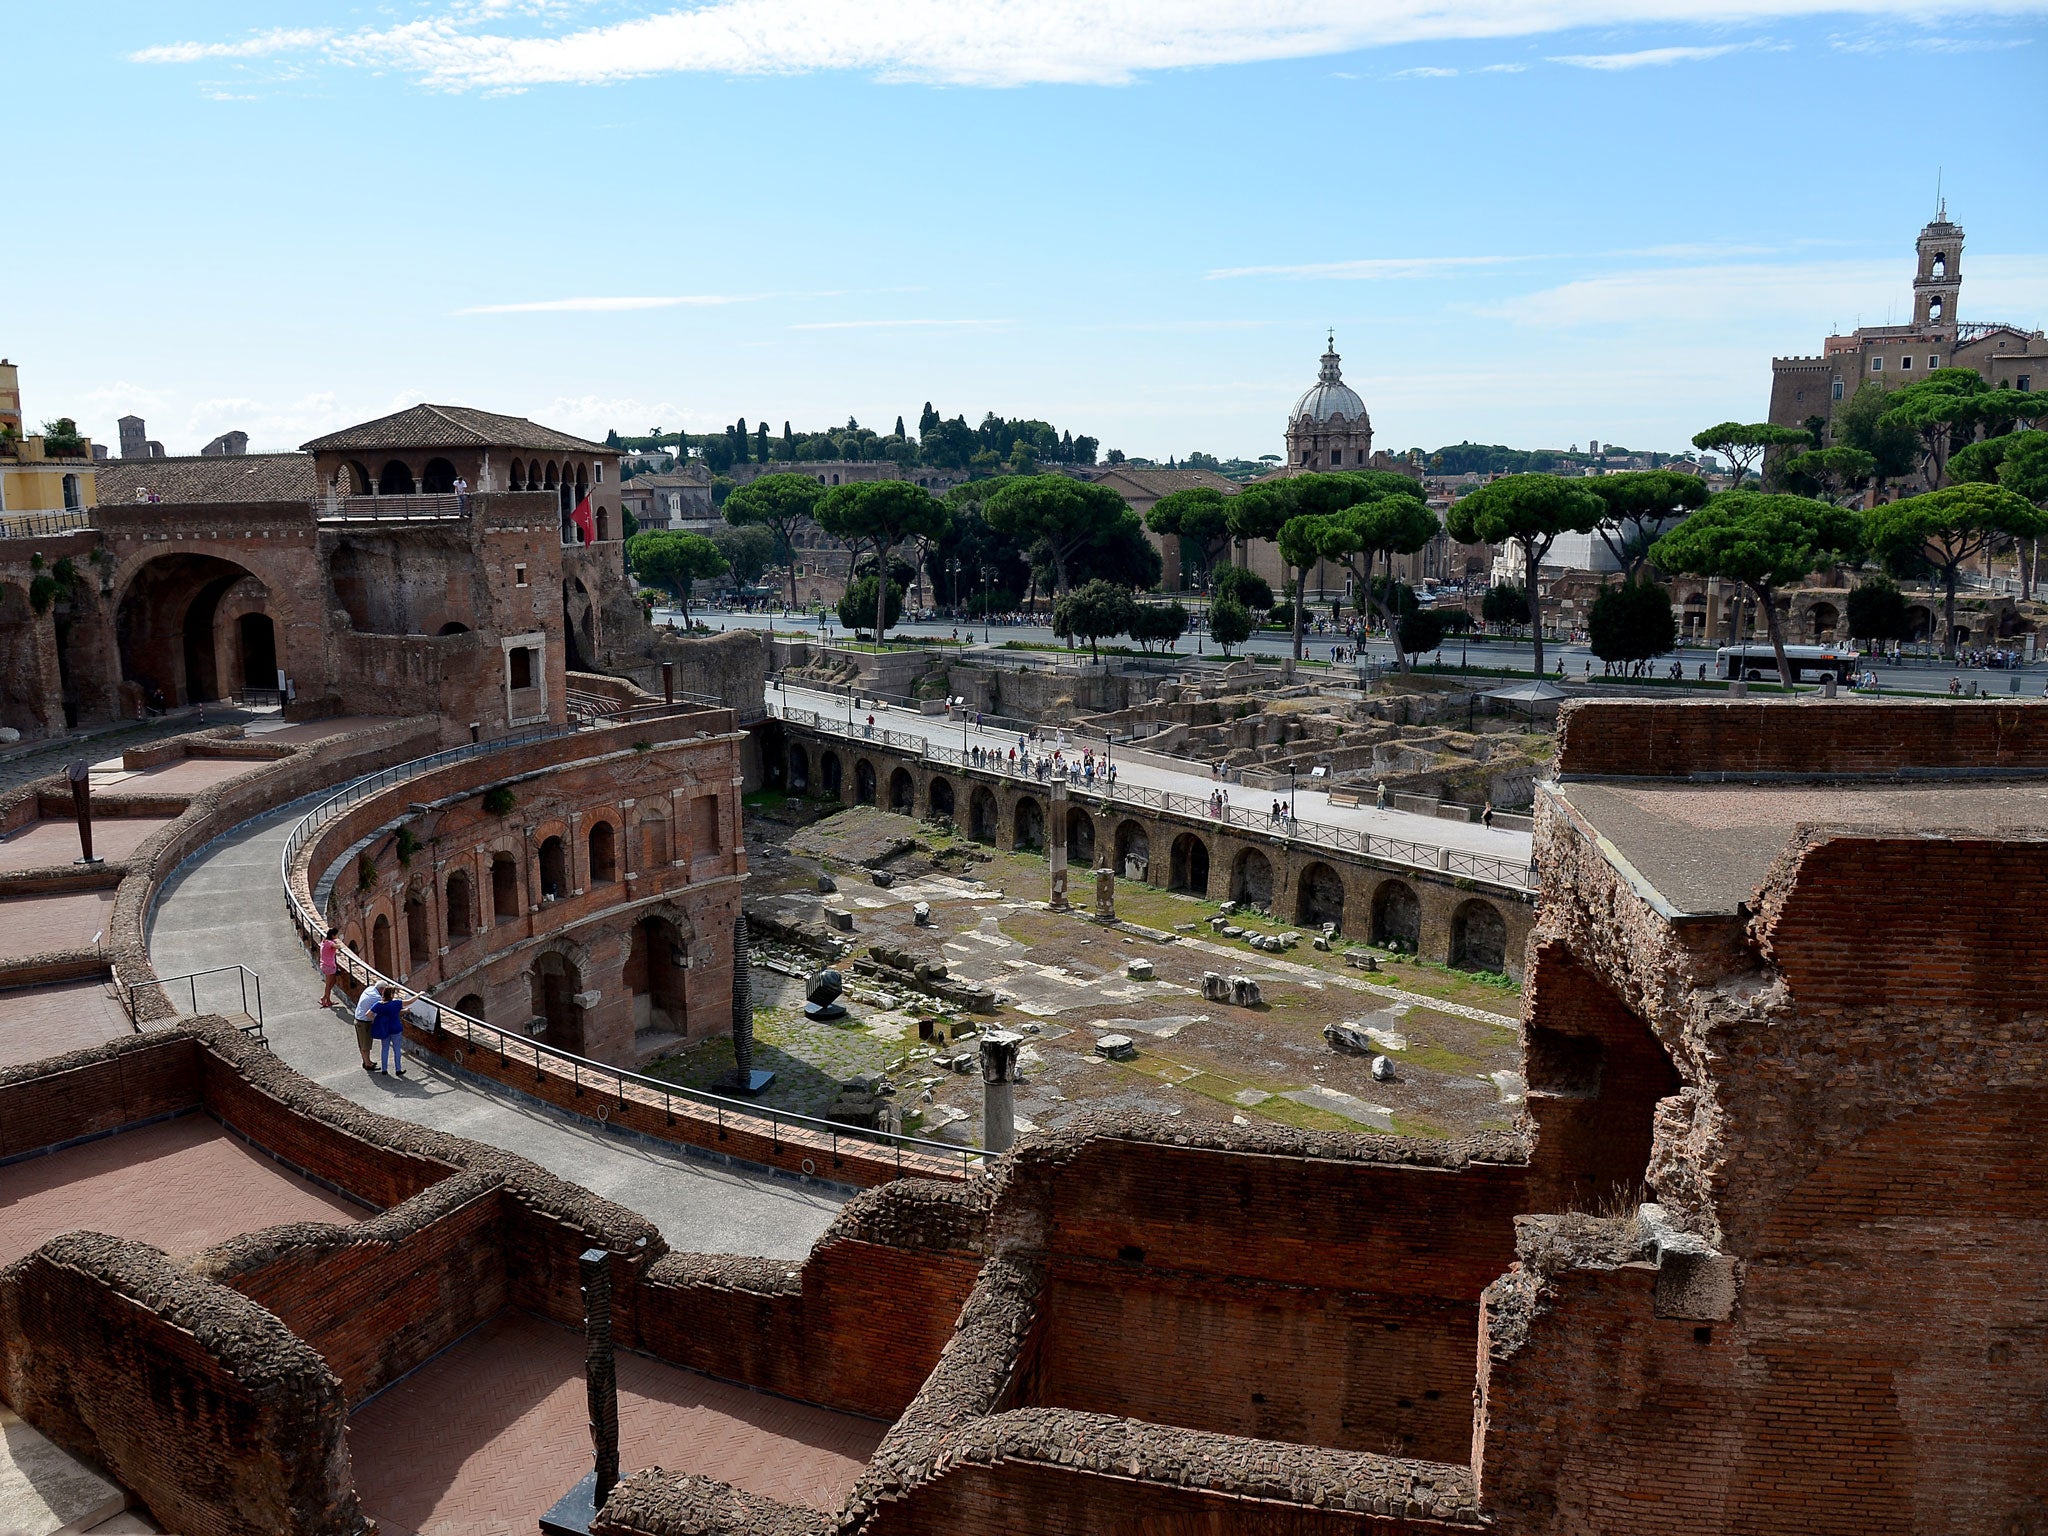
[1048,777,1070,910]
[579,1246,619,1505]
[1095,867,1116,924]
[980,1028,1024,1154]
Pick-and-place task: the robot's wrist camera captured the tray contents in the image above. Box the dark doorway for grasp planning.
[1295,862,1345,930]
[530,951,586,1055]
[378,460,416,495]
[237,612,277,693]
[624,915,689,1047]
[421,457,458,494]
[1169,833,1209,895]
[446,869,474,942]
[491,853,520,919]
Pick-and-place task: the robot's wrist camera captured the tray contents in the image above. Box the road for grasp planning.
[773,684,1534,869]
[664,607,2043,698]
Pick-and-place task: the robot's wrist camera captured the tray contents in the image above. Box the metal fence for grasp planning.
[770,700,1537,893]
[0,507,95,539]
[126,965,266,1043]
[278,723,978,1177]
[315,493,468,522]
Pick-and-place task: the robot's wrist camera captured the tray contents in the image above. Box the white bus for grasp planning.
[1715,644,1860,683]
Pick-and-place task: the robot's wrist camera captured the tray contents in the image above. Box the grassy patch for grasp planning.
[1389,1110,1448,1139]
[1254,1095,1358,1133]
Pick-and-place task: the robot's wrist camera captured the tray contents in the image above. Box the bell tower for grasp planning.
[1912,203,1962,334]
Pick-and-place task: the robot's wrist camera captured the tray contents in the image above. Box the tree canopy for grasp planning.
[1585,470,1708,577]
[814,480,948,642]
[1128,601,1189,652]
[836,575,903,638]
[1691,422,1811,488]
[723,473,824,609]
[1145,487,1236,588]
[1864,481,2047,657]
[628,531,728,623]
[1845,575,1912,648]
[1208,595,1253,656]
[1775,447,1878,507]
[981,475,1130,596]
[1052,580,1140,659]
[1649,491,1862,685]
[1446,474,1605,676]
[1587,580,1678,668]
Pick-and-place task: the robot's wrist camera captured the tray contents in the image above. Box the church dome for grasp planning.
[1291,337,1369,427]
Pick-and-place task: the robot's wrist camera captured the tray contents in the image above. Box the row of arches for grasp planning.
[782,741,1512,972]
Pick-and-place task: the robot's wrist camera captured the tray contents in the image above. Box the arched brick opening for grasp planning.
[625,913,689,1045]
[928,776,955,818]
[509,458,525,492]
[821,752,843,797]
[377,459,416,495]
[889,767,915,812]
[788,744,810,793]
[455,992,485,1021]
[0,583,47,736]
[1231,847,1273,907]
[1169,832,1210,895]
[588,821,618,884]
[530,949,587,1056]
[1014,796,1046,851]
[445,868,474,942]
[1371,879,1420,951]
[1295,860,1345,930]
[490,852,519,919]
[970,786,999,842]
[1068,808,1096,864]
[405,889,431,966]
[116,553,269,707]
[1449,898,1507,973]
[854,758,877,806]
[235,612,277,694]
[1522,938,1683,1213]
[1115,820,1150,881]
[538,836,568,899]
[421,457,458,494]
[636,809,670,867]
[371,913,393,976]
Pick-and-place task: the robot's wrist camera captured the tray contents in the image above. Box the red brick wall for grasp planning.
[219,1180,510,1408]
[1518,938,1681,1213]
[1556,698,2048,778]
[0,1033,201,1160]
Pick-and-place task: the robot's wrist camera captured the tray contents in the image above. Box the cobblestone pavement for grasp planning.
[146,801,846,1257]
[347,1309,884,1534]
[0,1114,364,1267]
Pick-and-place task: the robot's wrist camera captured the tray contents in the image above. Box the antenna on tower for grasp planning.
[1936,167,1944,220]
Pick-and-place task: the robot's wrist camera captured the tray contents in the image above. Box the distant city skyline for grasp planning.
[8,1,2045,462]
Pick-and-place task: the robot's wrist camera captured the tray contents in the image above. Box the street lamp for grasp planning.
[947,557,961,618]
[981,565,996,643]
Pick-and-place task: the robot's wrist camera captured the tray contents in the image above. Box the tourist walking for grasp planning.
[1481,801,1495,829]
[318,928,342,1008]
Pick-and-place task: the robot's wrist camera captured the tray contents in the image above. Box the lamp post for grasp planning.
[947,557,961,617]
[981,565,995,644]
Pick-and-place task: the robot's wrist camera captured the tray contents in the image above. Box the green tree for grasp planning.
[1446,474,1605,676]
[1776,447,1878,506]
[1845,574,1911,649]
[1879,369,1990,490]
[710,525,776,589]
[1128,601,1189,652]
[1211,563,1272,612]
[1864,482,2047,657]
[1052,580,1139,658]
[1691,421,1811,488]
[1997,431,2048,594]
[723,472,824,611]
[981,475,1129,596]
[1482,582,1528,631]
[39,418,85,456]
[1649,491,1862,686]
[1396,608,1446,662]
[1586,470,1708,577]
[628,531,728,625]
[1145,487,1235,589]
[815,480,948,642]
[1208,595,1252,656]
[1587,580,1677,669]
[1833,381,1921,493]
[837,575,903,637]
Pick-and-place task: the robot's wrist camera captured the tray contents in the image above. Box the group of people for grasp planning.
[317,928,418,1078]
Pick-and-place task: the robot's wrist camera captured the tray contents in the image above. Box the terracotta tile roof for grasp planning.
[1090,467,1241,497]
[96,453,318,505]
[300,404,608,455]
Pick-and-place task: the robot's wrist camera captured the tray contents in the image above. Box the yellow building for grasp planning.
[0,359,97,526]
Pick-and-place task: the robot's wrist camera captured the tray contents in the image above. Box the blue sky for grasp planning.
[7,1,2045,461]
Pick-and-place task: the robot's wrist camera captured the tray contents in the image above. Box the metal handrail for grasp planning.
[770,699,1537,893]
[316,493,468,521]
[279,728,979,1177]
[127,964,266,1041]
[0,507,95,539]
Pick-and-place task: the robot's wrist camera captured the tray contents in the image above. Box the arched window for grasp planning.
[446,868,474,941]
[596,510,609,542]
[491,852,520,919]
[62,474,81,510]
[538,836,568,899]
[421,457,458,494]
[588,821,617,883]
[405,891,432,964]
[1932,252,1947,277]
[544,461,559,490]
[638,810,669,867]
[378,460,416,495]
[510,458,525,491]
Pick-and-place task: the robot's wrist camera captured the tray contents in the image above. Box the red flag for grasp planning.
[571,493,596,544]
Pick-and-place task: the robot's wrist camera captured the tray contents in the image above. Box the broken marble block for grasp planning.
[1095,1034,1138,1061]
[1229,975,1262,1007]
[913,901,931,927]
[817,874,837,894]
[872,869,894,888]
[805,968,847,1021]
[827,910,854,933]
[1126,958,1154,981]
[1371,1054,1397,1082]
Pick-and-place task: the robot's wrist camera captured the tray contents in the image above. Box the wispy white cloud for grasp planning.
[1207,254,1547,281]
[788,318,1010,331]
[129,0,2048,90]
[455,294,746,314]
[1389,60,1528,77]
[130,27,333,64]
[1548,41,1752,68]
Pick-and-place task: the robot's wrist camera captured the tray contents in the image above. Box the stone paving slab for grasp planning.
[0,888,117,961]
[0,817,173,874]
[112,757,262,794]
[146,801,845,1257]
[347,1310,884,1534]
[0,1406,126,1536]
[0,980,135,1070]
[0,1114,364,1267]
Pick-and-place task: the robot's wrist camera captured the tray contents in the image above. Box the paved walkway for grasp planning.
[777,685,1533,863]
[146,802,845,1257]
[0,1115,363,1267]
[0,708,260,797]
[348,1310,882,1534]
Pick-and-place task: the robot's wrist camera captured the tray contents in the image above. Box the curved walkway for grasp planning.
[146,800,845,1258]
